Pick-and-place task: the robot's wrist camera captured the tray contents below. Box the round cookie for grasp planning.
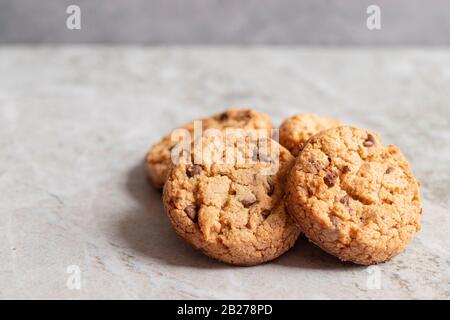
[286,126,422,265]
[279,113,342,156]
[146,108,273,188]
[163,135,300,266]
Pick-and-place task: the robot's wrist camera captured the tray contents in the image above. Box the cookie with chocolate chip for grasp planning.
[146,108,273,188]
[279,113,342,156]
[286,126,422,265]
[163,135,300,266]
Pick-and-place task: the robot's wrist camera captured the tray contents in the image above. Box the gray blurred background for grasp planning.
[0,0,449,45]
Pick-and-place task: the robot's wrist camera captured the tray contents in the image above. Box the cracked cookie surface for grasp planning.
[163,135,300,266]
[286,126,422,265]
[279,113,342,156]
[146,108,273,188]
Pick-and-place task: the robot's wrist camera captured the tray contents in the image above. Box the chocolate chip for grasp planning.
[260,210,271,218]
[238,110,252,120]
[218,112,229,122]
[259,154,272,163]
[310,160,322,172]
[186,164,203,177]
[252,148,273,163]
[168,200,176,209]
[251,149,259,162]
[266,180,275,195]
[340,195,350,206]
[363,134,376,147]
[330,216,340,226]
[298,143,305,152]
[241,198,257,208]
[184,205,198,222]
[324,171,337,188]
[386,167,395,174]
[342,165,351,174]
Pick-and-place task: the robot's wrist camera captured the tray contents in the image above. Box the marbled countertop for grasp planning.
[0,47,449,299]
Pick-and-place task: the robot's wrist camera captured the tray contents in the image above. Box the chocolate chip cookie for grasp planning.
[163,135,300,266]
[146,108,273,188]
[286,126,422,265]
[279,113,342,156]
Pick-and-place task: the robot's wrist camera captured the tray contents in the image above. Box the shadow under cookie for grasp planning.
[118,162,365,270]
[273,235,363,270]
[116,162,230,269]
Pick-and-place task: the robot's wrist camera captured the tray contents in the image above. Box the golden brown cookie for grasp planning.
[286,126,422,265]
[146,108,273,188]
[279,113,342,156]
[163,134,300,266]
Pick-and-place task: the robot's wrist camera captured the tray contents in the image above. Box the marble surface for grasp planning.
[0,47,449,299]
